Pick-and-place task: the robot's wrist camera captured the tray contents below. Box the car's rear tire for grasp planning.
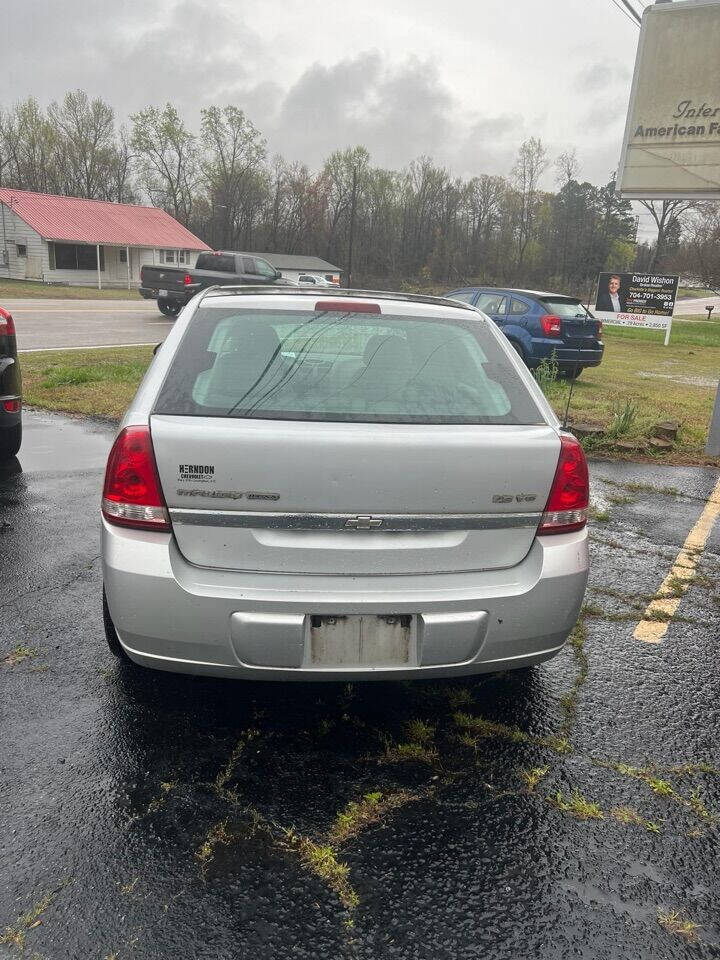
[0,423,21,460]
[509,340,526,364]
[158,298,181,318]
[103,587,134,663]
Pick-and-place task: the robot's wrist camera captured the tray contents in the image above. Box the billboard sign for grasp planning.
[594,272,679,329]
[617,0,720,199]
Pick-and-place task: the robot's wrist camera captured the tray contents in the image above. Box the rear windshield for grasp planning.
[196,253,235,273]
[541,298,593,319]
[153,307,545,425]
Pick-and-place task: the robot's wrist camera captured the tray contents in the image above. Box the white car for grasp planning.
[297,274,338,286]
[101,289,589,681]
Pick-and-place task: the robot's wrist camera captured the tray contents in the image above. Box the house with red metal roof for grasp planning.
[0,188,210,289]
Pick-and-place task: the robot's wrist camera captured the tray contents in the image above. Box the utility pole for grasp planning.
[346,166,358,288]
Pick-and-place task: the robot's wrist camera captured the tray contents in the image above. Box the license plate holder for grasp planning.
[159,288,169,297]
[310,614,412,667]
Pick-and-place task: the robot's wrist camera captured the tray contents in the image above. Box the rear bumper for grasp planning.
[530,341,604,369]
[139,286,188,304]
[102,520,589,680]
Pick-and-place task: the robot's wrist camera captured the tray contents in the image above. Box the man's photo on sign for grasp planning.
[596,273,627,313]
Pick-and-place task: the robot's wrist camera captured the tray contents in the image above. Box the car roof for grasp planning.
[199,286,478,312]
[457,286,580,300]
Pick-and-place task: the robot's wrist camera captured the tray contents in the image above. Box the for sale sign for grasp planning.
[594,272,679,329]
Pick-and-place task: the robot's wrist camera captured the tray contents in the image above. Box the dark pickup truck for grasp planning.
[140,251,287,316]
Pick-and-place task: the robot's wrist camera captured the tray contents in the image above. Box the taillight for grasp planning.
[0,307,16,336]
[537,434,589,535]
[597,319,603,336]
[315,300,381,313]
[183,274,193,286]
[102,426,170,531]
[3,399,20,413]
[540,314,562,337]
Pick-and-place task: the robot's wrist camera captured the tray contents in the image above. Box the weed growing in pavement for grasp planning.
[606,493,635,506]
[214,729,260,796]
[581,602,605,618]
[1,645,37,666]
[329,791,415,846]
[558,620,589,734]
[599,477,682,499]
[521,767,550,792]
[195,820,233,865]
[453,712,572,755]
[0,883,68,950]
[547,789,603,821]
[657,909,700,940]
[588,505,611,523]
[406,718,435,745]
[283,830,358,910]
[444,686,474,710]
[382,740,439,765]
[610,807,661,833]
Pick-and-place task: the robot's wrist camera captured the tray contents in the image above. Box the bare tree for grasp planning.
[131,104,198,223]
[638,199,697,269]
[511,137,548,276]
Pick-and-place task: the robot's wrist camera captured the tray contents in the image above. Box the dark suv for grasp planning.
[446,287,604,377]
[0,307,22,459]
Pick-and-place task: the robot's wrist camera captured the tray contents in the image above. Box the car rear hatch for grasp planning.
[151,415,560,575]
[540,297,601,349]
[149,298,561,576]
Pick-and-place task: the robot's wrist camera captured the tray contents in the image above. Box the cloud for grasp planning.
[263,54,456,170]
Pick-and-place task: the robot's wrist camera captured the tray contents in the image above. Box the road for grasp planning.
[1,298,172,350]
[3,294,720,353]
[674,296,720,317]
[2,411,720,959]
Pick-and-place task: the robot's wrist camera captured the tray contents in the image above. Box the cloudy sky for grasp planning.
[5,0,642,187]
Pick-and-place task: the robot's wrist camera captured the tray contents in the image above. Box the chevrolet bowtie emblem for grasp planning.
[345,515,383,529]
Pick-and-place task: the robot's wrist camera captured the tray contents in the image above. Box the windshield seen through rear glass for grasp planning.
[541,298,593,319]
[153,306,545,425]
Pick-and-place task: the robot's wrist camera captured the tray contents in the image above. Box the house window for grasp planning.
[51,243,105,271]
[160,250,176,264]
[16,244,27,258]
[119,249,128,264]
[177,250,188,264]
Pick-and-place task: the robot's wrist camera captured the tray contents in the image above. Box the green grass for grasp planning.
[605,322,720,348]
[0,278,140,299]
[544,332,720,463]
[677,285,718,299]
[21,346,153,419]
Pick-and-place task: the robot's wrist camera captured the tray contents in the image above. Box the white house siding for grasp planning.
[0,206,46,280]
[0,203,202,286]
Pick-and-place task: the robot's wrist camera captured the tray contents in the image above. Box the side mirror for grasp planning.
[275,270,282,280]
[153,342,162,356]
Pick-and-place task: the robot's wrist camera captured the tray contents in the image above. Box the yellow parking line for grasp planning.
[634,475,720,643]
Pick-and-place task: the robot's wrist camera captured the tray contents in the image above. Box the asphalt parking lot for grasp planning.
[2,299,170,351]
[2,411,720,959]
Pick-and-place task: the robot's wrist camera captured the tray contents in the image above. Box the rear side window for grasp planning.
[197,254,236,273]
[447,290,475,303]
[153,307,544,425]
[476,293,507,314]
[509,298,530,315]
[541,298,592,318]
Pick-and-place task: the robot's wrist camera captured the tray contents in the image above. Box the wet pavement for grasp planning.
[2,410,720,959]
[2,299,170,351]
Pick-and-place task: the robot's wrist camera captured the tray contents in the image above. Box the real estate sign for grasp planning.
[594,272,679,329]
[617,0,720,199]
